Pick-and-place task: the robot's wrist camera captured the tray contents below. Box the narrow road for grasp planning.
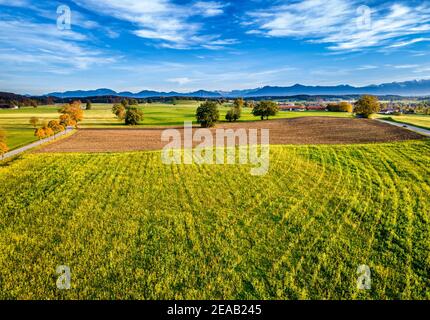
[377,119,430,137]
[1,127,74,161]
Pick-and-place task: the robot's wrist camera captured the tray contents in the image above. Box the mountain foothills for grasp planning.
[45,80,430,98]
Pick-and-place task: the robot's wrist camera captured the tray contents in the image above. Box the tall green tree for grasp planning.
[196,101,220,128]
[354,95,380,118]
[125,107,144,125]
[252,101,279,120]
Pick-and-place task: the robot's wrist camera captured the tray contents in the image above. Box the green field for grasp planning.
[0,107,59,150]
[0,140,429,299]
[0,102,353,150]
[6,103,430,142]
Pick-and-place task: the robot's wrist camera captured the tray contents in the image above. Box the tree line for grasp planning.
[196,99,280,128]
[195,95,382,128]
[32,100,84,139]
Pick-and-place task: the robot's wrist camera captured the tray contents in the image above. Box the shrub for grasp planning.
[339,102,353,113]
[86,101,92,110]
[327,102,353,112]
[196,101,220,128]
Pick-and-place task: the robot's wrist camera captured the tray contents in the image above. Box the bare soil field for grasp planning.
[35,117,425,153]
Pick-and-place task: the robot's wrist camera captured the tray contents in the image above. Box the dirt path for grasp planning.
[35,117,425,153]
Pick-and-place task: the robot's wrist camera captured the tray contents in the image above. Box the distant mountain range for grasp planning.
[46,79,430,98]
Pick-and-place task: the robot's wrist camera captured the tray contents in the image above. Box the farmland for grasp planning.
[0,102,353,150]
[2,101,429,151]
[0,140,429,299]
[35,117,423,153]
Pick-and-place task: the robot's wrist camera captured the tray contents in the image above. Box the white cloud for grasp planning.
[201,38,239,50]
[389,38,430,48]
[193,2,228,17]
[167,77,193,85]
[72,0,232,49]
[393,64,419,69]
[0,18,116,73]
[357,65,379,70]
[247,0,430,52]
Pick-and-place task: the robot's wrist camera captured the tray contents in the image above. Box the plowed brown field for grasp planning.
[35,117,424,153]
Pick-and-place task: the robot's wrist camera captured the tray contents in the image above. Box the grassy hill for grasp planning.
[0,140,429,299]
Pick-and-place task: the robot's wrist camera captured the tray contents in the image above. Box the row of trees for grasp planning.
[35,121,59,140]
[195,95,382,127]
[33,101,84,140]
[196,99,280,127]
[112,99,143,125]
[0,129,9,159]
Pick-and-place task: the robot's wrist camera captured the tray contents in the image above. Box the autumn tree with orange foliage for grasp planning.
[48,120,65,135]
[59,101,84,128]
[43,127,54,137]
[0,129,9,159]
[0,142,8,159]
[35,128,46,140]
[59,114,76,128]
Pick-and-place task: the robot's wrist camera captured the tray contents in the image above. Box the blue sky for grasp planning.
[1,0,430,95]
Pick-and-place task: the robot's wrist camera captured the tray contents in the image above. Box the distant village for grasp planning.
[276,100,430,115]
